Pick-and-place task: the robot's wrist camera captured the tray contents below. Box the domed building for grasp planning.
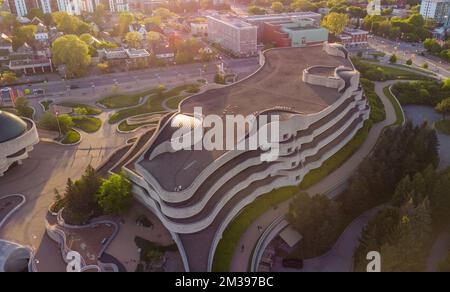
[0,110,39,176]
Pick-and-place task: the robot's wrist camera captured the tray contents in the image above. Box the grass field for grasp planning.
[72,116,102,133]
[108,84,199,124]
[211,120,373,272]
[118,120,156,132]
[61,129,81,144]
[98,88,160,109]
[383,86,405,126]
[58,102,102,115]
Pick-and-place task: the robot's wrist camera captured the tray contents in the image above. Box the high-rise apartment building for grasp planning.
[420,0,450,24]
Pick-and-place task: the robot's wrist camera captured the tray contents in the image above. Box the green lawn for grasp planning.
[383,86,405,126]
[98,88,160,109]
[72,116,102,133]
[435,119,450,135]
[118,120,155,132]
[352,59,434,81]
[212,120,373,272]
[165,95,188,110]
[61,129,81,144]
[108,84,199,124]
[361,78,385,123]
[58,102,102,115]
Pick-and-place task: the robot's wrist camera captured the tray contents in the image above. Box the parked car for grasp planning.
[33,88,45,95]
[70,85,80,89]
[282,258,304,269]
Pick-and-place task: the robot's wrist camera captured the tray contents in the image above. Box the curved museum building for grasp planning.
[122,43,371,271]
[0,110,39,176]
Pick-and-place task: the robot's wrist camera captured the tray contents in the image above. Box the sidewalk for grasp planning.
[229,80,399,272]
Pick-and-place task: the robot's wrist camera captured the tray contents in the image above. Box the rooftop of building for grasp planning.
[0,110,27,143]
[139,45,353,191]
[343,28,369,35]
[207,14,255,29]
[244,11,322,22]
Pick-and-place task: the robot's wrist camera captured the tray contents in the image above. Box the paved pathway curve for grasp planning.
[273,206,385,272]
[229,80,399,272]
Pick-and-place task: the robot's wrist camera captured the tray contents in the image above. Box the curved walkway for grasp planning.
[229,80,399,271]
[273,206,385,272]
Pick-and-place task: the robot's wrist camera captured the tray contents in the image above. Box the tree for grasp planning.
[118,12,134,35]
[0,11,17,32]
[153,8,174,19]
[93,3,107,24]
[248,5,267,15]
[97,63,109,73]
[423,38,441,54]
[321,12,349,35]
[389,54,397,64]
[1,71,17,84]
[144,16,161,26]
[287,192,343,257]
[271,1,284,13]
[348,6,367,19]
[52,35,91,78]
[97,173,132,215]
[52,12,90,34]
[13,25,37,48]
[423,62,429,69]
[58,114,74,133]
[406,59,413,65]
[125,31,143,48]
[436,98,450,119]
[63,165,102,225]
[290,0,316,12]
[14,97,30,117]
[27,7,45,20]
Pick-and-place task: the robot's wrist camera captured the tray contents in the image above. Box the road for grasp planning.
[11,57,259,97]
[368,36,450,78]
[229,80,399,272]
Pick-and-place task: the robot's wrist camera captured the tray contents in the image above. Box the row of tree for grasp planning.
[391,80,450,106]
[287,122,440,261]
[423,38,450,62]
[363,13,433,42]
[55,166,132,225]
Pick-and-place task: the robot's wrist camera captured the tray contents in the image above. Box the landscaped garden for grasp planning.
[58,102,102,115]
[51,166,133,225]
[98,88,161,109]
[118,120,156,132]
[360,78,385,123]
[72,115,102,133]
[108,83,200,124]
[352,59,433,82]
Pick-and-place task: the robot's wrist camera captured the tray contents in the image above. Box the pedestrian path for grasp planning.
[229,80,399,271]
